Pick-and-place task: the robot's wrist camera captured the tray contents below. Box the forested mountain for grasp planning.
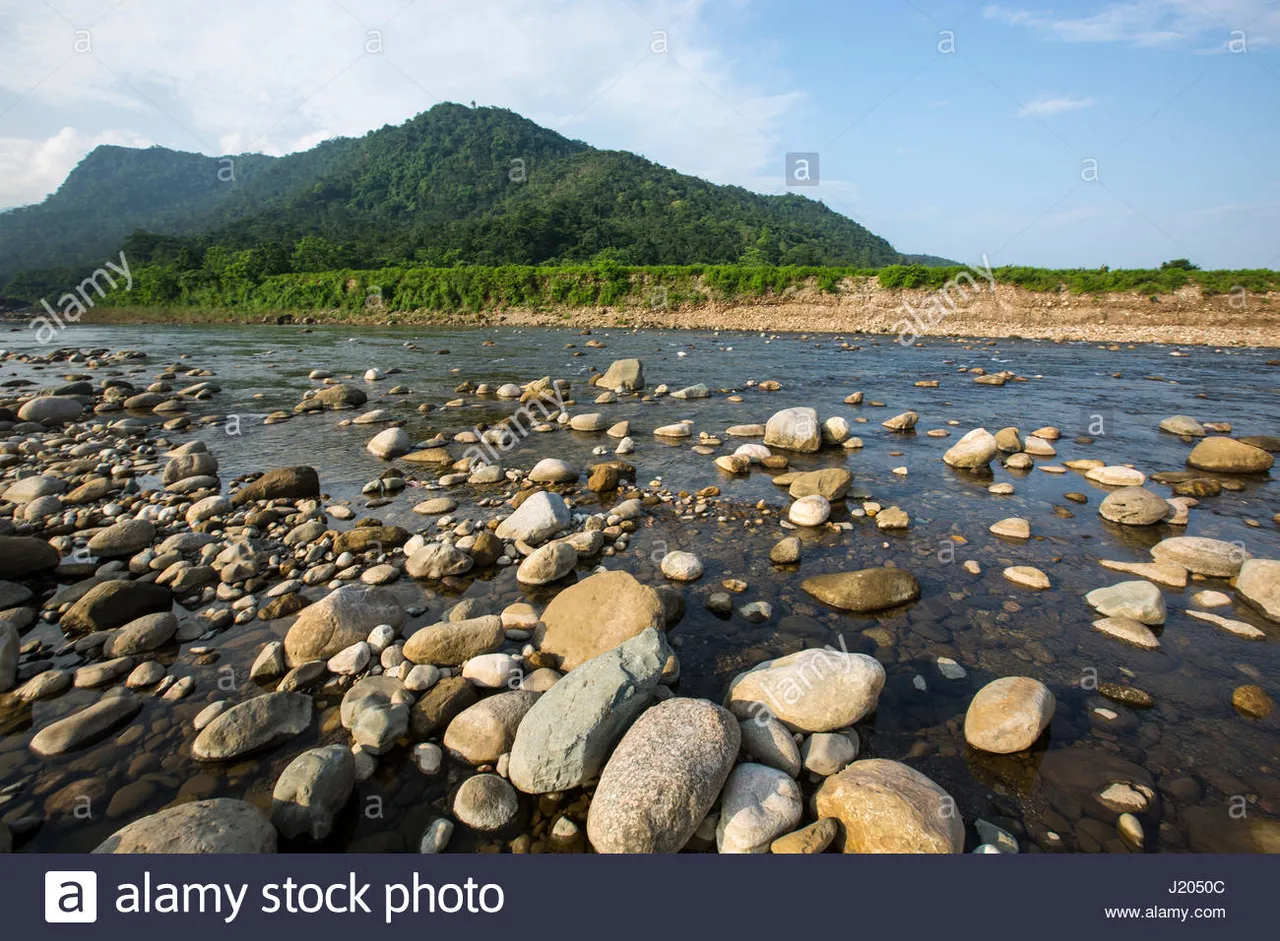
[0,102,951,299]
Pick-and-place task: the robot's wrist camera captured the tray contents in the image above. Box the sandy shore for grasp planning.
[49,282,1280,347]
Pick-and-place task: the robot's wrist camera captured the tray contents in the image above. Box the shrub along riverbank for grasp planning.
[65,261,1280,316]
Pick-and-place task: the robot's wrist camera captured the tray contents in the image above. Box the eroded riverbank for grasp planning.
[0,325,1277,856]
[56,282,1280,347]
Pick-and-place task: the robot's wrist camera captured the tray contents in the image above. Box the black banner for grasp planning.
[9,853,1274,938]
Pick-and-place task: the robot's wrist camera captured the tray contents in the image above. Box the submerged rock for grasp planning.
[800,568,920,613]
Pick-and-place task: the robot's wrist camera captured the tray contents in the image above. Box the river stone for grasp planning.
[770,536,801,565]
[1150,536,1248,577]
[1187,436,1274,473]
[764,407,821,452]
[800,568,921,613]
[283,585,404,666]
[60,580,172,634]
[1093,616,1161,649]
[1086,466,1146,487]
[18,395,83,423]
[1236,559,1280,621]
[964,676,1056,753]
[410,676,478,738]
[1099,487,1170,525]
[1159,415,1206,437]
[726,648,885,732]
[30,692,143,756]
[104,612,177,656]
[405,542,474,579]
[1003,566,1050,589]
[569,412,607,432]
[4,474,66,503]
[509,628,669,793]
[715,762,803,854]
[453,774,519,832]
[314,384,366,409]
[366,427,410,459]
[660,550,703,581]
[271,744,355,840]
[535,570,665,670]
[192,691,312,759]
[587,698,740,853]
[882,410,918,431]
[529,458,578,482]
[516,541,577,585]
[815,759,964,853]
[443,690,541,765]
[739,714,802,776]
[943,428,998,468]
[94,798,276,853]
[232,466,320,505]
[600,358,644,390]
[0,536,60,579]
[88,518,156,557]
[162,451,218,484]
[989,517,1030,539]
[495,490,571,544]
[403,616,505,666]
[788,468,852,500]
[789,494,830,526]
[1086,581,1167,625]
[771,817,839,854]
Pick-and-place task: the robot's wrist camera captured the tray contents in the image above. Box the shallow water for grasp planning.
[2,322,1277,853]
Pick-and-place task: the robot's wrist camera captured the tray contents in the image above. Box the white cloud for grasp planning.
[985,1,1277,47]
[1017,94,1097,117]
[0,127,154,208]
[0,0,802,204]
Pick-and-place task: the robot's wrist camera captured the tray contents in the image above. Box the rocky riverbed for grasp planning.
[0,324,1277,855]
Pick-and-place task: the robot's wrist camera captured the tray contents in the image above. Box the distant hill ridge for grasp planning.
[0,102,954,296]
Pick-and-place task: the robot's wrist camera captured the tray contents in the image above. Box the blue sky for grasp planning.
[1,0,1277,268]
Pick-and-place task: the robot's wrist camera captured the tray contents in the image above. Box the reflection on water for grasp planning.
[2,323,1277,853]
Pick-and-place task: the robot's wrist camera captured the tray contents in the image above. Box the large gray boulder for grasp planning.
[509,628,669,793]
[586,698,739,853]
[94,799,276,853]
[1099,487,1170,525]
[271,744,355,840]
